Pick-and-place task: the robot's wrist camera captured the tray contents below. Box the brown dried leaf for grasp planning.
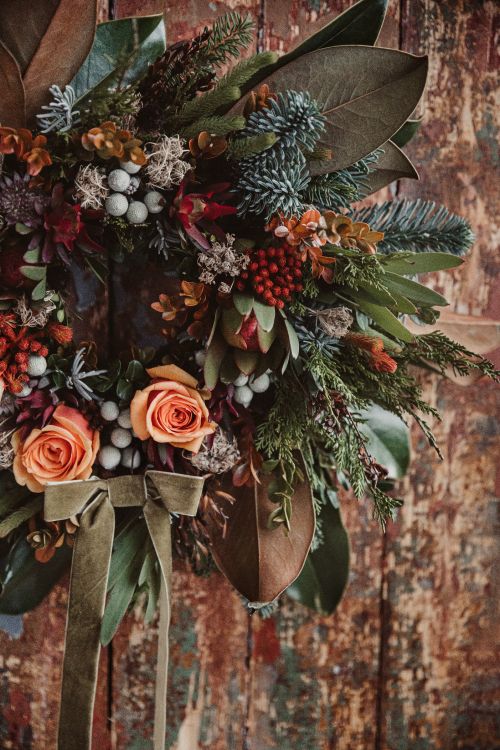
[207,468,315,603]
[361,140,419,194]
[0,41,25,127]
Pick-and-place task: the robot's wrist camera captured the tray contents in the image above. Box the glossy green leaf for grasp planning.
[362,140,419,194]
[384,272,449,307]
[71,15,166,101]
[381,252,464,275]
[287,499,349,615]
[0,538,71,615]
[253,47,427,173]
[392,118,422,148]
[125,360,145,381]
[359,404,410,478]
[357,300,414,342]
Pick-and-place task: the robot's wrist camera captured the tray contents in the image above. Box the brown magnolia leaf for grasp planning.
[0,42,25,127]
[361,140,419,195]
[0,0,60,74]
[23,0,99,122]
[207,467,315,603]
[233,46,428,175]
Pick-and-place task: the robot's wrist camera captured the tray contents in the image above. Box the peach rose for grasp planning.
[12,405,100,493]
[130,364,216,454]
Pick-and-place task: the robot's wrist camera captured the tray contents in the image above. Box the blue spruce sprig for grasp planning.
[243,90,325,152]
[237,148,310,219]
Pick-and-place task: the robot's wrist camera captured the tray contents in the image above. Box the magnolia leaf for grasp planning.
[0,42,25,127]
[384,272,449,307]
[361,140,419,194]
[381,252,464,275]
[1,0,99,123]
[71,15,166,102]
[392,118,422,148]
[0,538,71,615]
[359,404,410,478]
[357,300,414,342]
[287,499,349,615]
[249,47,427,174]
[207,468,315,603]
[238,0,388,97]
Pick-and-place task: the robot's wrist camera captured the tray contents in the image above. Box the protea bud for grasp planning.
[47,322,73,345]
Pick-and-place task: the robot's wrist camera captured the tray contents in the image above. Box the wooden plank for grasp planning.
[378,1,500,747]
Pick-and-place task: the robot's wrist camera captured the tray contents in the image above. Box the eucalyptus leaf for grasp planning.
[356,300,414,342]
[384,272,449,307]
[287,499,349,615]
[381,252,463,275]
[359,403,410,478]
[361,140,419,195]
[71,15,166,102]
[20,265,46,281]
[249,47,427,173]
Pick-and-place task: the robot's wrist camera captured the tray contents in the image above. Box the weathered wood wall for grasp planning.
[0,1,498,748]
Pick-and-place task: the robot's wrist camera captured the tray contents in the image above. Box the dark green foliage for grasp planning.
[227,132,277,161]
[304,150,381,209]
[237,148,310,219]
[354,199,475,255]
[243,90,325,152]
[405,331,500,379]
[202,12,254,66]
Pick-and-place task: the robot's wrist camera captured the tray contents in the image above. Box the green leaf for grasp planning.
[101,519,148,645]
[116,377,133,402]
[233,349,259,375]
[31,279,47,301]
[257,325,277,354]
[22,247,40,263]
[219,353,241,384]
[254,47,427,173]
[287,499,349,615]
[125,360,145,382]
[392,118,422,148]
[362,140,418,195]
[381,252,464,275]
[283,317,300,359]
[239,0,388,95]
[16,223,33,236]
[253,299,276,332]
[71,15,166,101]
[20,265,45,281]
[232,293,254,316]
[0,538,71,615]
[356,300,414,342]
[0,497,43,538]
[359,403,410,478]
[204,333,227,389]
[384,272,449,307]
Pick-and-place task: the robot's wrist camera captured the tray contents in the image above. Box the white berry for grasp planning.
[100,400,120,421]
[18,384,32,397]
[117,409,132,429]
[111,427,132,449]
[194,350,206,367]
[105,193,128,217]
[233,373,249,387]
[27,354,47,377]
[126,201,148,224]
[98,445,121,470]
[121,446,141,470]
[234,384,253,407]
[249,373,270,393]
[119,160,142,174]
[107,168,131,192]
[124,176,140,195]
[144,191,164,214]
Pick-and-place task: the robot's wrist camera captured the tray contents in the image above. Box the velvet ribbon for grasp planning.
[44,471,204,750]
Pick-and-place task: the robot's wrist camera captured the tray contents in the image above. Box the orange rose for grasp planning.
[12,405,100,493]
[130,364,216,454]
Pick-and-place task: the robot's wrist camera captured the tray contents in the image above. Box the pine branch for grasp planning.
[353,199,474,256]
[171,85,241,127]
[227,132,277,160]
[243,90,325,152]
[406,331,499,379]
[204,12,255,66]
[219,51,278,91]
[237,148,310,219]
[304,151,381,210]
[180,115,246,139]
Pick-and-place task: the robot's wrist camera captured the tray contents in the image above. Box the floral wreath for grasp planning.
[0,1,497,747]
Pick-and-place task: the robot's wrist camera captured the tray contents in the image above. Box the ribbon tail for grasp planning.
[143,499,173,750]
[57,493,115,750]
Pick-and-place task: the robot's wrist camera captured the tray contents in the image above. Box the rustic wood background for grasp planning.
[0,1,498,748]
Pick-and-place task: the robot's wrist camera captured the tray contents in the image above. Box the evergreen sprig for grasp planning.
[203,12,255,66]
[304,151,381,210]
[406,331,499,379]
[227,132,277,160]
[237,148,310,219]
[354,199,475,255]
[243,90,325,152]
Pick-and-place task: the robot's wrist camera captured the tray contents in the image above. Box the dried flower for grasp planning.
[189,131,227,159]
[0,171,49,227]
[145,135,191,188]
[81,121,146,164]
[320,212,384,254]
[0,127,52,176]
[190,429,241,474]
[14,295,56,328]
[27,516,78,563]
[74,164,109,209]
[266,209,326,248]
[197,234,249,290]
[243,84,278,116]
[313,306,354,338]
[346,333,398,373]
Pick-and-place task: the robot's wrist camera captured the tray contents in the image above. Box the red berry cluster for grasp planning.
[235,243,304,309]
[0,314,49,395]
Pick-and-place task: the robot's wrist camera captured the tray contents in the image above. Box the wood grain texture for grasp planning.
[0,1,498,749]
